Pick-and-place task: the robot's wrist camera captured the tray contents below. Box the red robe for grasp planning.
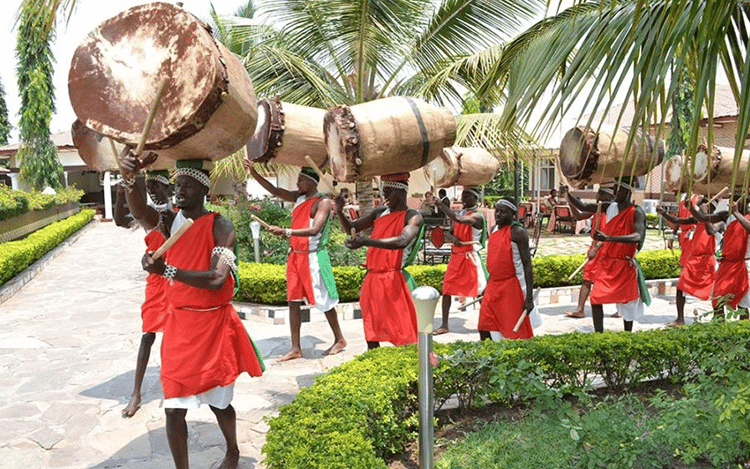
[142,230,167,332]
[442,211,485,296]
[677,223,715,300]
[589,205,639,305]
[677,196,697,267]
[287,196,318,303]
[161,213,263,399]
[360,210,418,346]
[712,216,750,309]
[478,226,532,339]
[583,212,607,282]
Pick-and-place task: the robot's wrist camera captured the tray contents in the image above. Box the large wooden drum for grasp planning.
[424,147,499,188]
[245,96,328,168]
[71,120,173,172]
[559,126,664,188]
[692,144,750,188]
[664,154,723,196]
[68,2,257,161]
[324,97,456,182]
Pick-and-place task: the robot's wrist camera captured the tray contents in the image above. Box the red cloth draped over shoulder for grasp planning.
[677,223,715,300]
[290,196,319,251]
[443,214,480,296]
[712,216,750,309]
[142,229,167,333]
[583,212,607,282]
[360,210,418,346]
[161,212,263,399]
[677,197,697,266]
[589,205,639,305]
[478,226,532,339]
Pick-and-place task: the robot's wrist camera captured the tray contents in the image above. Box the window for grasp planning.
[539,158,555,190]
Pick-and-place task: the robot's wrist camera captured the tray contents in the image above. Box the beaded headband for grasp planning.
[175,167,210,189]
[381,180,408,191]
[146,174,170,186]
[463,188,480,198]
[496,199,517,212]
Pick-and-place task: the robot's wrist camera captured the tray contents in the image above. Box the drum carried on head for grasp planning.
[559,126,664,188]
[692,144,750,189]
[71,120,173,172]
[245,96,328,168]
[68,2,257,164]
[324,97,456,182]
[424,146,499,188]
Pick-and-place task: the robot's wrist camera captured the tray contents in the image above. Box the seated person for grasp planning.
[420,192,440,217]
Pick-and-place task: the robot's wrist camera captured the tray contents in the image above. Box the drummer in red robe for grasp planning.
[432,186,488,335]
[562,184,614,319]
[690,192,750,318]
[335,172,424,349]
[657,196,720,325]
[247,164,346,361]
[121,154,264,469]
[114,169,173,418]
[589,178,648,332]
[478,198,535,339]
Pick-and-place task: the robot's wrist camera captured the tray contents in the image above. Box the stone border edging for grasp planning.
[0,219,99,305]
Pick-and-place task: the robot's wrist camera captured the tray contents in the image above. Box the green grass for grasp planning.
[436,414,577,469]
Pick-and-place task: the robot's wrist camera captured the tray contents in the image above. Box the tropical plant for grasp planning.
[485,1,750,195]
[211,0,546,209]
[15,1,63,190]
[0,78,11,146]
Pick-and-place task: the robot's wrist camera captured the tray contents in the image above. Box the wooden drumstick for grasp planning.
[135,77,169,156]
[151,218,193,260]
[350,227,356,239]
[304,155,335,194]
[109,139,119,160]
[251,214,273,230]
[567,259,587,281]
[513,287,541,333]
[708,186,730,206]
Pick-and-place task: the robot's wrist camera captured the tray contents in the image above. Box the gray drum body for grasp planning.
[68,2,257,162]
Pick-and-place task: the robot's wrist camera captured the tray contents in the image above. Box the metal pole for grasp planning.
[418,331,434,469]
[253,238,260,263]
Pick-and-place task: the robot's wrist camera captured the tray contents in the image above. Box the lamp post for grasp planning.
[411,285,440,469]
[249,220,261,263]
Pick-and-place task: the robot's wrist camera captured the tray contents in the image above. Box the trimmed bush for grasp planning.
[0,184,84,222]
[0,209,94,285]
[234,250,681,304]
[262,321,750,469]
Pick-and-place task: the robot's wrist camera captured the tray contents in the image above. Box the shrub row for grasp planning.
[0,185,84,222]
[0,209,95,285]
[235,249,681,304]
[262,320,750,469]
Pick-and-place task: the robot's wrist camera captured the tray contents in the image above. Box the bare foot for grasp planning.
[432,326,449,335]
[610,312,621,318]
[277,349,303,362]
[216,450,239,469]
[122,395,141,418]
[666,320,685,327]
[322,340,346,356]
[564,311,585,319]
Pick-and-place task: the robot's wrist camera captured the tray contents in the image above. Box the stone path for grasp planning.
[0,221,709,469]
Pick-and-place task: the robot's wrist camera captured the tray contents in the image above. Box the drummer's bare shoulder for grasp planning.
[212,213,237,249]
[404,209,424,227]
[510,223,530,245]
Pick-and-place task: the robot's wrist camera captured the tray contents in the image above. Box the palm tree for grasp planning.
[483,0,750,193]
[212,0,545,208]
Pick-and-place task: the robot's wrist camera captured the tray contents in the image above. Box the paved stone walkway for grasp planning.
[0,221,708,469]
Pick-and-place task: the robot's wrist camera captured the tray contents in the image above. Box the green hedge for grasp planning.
[262,321,750,469]
[0,185,84,222]
[235,250,680,304]
[0,209,95,285]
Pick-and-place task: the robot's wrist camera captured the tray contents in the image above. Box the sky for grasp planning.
[0,0,249,143]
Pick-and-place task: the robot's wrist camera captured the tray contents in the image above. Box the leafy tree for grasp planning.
[0,78,12,146]
[212,0,544,209]
[16,3,62,189]
[484,1,750,194]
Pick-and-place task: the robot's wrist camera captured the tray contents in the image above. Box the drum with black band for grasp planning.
[324,97,456,182]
